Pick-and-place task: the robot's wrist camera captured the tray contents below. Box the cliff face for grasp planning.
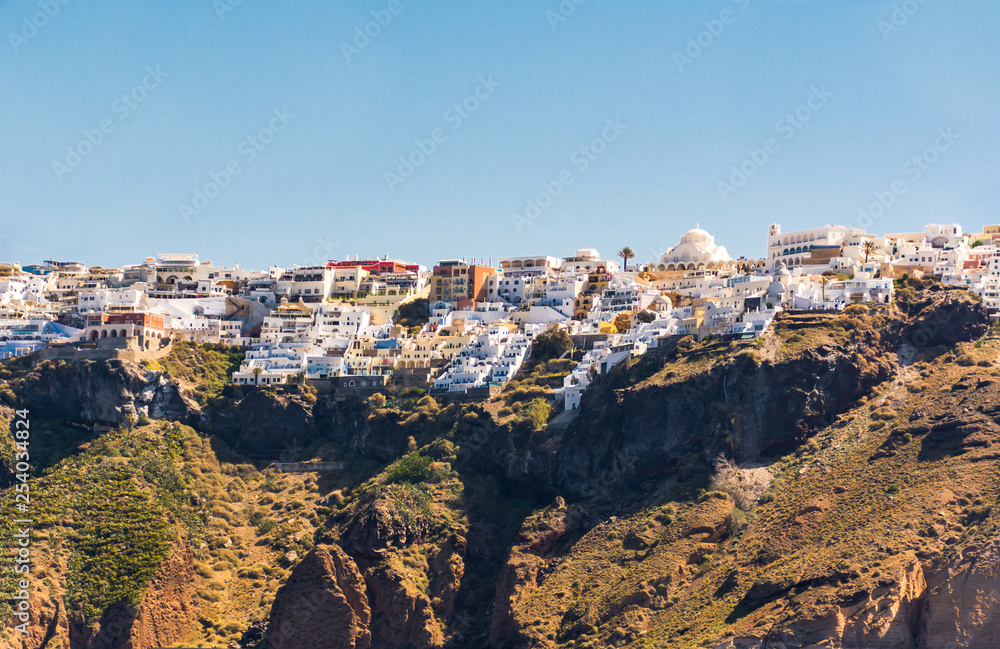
[478,291,995,649]
[10,539,193,649]
[209,387,319,456]
[920,535,1000,648]
[18,358,199,428]
[503,290,988,501]
[268,484,470,649]
[209,388,412,460]
[7,286,1000,649]
[70,539,193,649]
[268,544,372,649]
[489,497,589,648]
[545,338,895,500]
[127,538,195,649]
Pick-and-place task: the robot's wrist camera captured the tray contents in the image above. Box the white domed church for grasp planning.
[655,225,735,272]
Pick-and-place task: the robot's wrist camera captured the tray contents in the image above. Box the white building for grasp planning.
[432,327,533,393]
[561,249,621,274]
[925,223,964,249]
[766,224,866,270]
[656,226,735,273]
[290,266,334,303]
[232,341,323,385]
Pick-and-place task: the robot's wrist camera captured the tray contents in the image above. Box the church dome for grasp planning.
[775,263,791,285]
[680,227,713,245]
[659,223,733,270]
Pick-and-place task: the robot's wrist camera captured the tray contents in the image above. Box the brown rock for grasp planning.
[489,497,584,647]
[62,538,195,649]
[364,563,444,648]
[128,537,196,649]
[342,489,430,559]
[268,544,371,649]
[920,536,1000,648]
[10,592,69,649]
[749,558,926,649]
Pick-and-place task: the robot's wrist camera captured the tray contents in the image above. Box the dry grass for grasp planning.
[710,456,773,511]
[496,338,1000,649]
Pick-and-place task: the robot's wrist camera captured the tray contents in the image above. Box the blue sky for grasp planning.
[1,0,997,270]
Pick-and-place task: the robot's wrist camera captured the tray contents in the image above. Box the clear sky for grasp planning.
[2,0,998,270]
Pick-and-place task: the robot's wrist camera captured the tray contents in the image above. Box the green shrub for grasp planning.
[518,398,551,430]
[530,330,573,363]
[698,490,730,503]
[65,473,175,621]
[387,452,432,485]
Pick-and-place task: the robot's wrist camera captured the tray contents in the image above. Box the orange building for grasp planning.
[431,260,494,310]
[83,312,166,345]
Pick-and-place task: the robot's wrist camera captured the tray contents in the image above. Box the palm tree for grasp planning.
[252,366,263,386]
[618,247,636,271]
[820,275,832,304]
[862,240,878,264]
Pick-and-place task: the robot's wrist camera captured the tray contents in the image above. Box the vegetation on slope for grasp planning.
[492,329,576,427]
[397,298,430,335]
[0,284,991,648]
[152,340,245,407]
[491,333,1000,648]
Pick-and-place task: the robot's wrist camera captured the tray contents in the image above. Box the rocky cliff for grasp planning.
[268,544,372,649]
[18,358,199,428]
[8,538,193,649]
[6,285,1000,649]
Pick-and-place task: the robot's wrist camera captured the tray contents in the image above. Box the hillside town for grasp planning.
[1,221,996,407]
